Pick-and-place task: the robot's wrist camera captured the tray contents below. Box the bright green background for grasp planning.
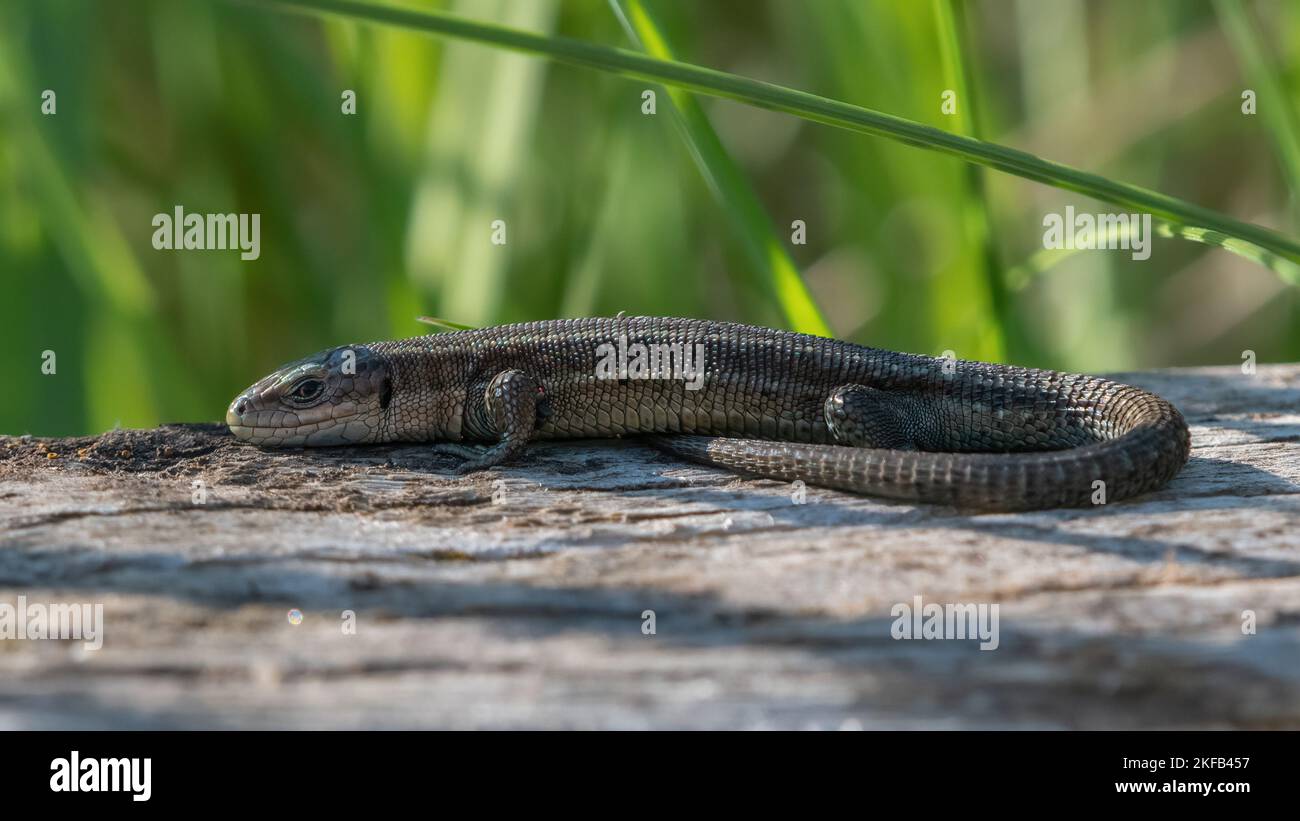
[2,0,1298,436]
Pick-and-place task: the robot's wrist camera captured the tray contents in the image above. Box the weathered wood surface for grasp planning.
[1,365,1297,729]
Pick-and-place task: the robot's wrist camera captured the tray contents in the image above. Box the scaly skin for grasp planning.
[226,316,1191,511]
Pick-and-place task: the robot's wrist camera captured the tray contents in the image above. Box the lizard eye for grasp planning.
[287,378,325,404]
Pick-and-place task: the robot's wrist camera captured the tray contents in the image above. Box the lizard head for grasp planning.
[226,345,392,447]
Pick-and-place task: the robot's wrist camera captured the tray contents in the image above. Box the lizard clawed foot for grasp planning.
[448,442,527,474]
[431,443,513,474]
[432,443,489,461]
[436,368,542,475]
[431,444,506,474]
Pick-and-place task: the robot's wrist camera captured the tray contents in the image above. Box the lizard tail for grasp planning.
[647,393,1190,512]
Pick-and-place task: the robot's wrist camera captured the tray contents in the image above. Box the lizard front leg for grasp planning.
[445,369,542,473]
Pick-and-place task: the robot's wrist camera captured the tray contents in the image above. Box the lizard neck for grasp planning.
[376,347,466,443]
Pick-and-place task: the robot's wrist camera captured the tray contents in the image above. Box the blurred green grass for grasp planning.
[2,0,1298,436]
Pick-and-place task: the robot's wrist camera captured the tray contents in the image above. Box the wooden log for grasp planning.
[1,365,1297,729]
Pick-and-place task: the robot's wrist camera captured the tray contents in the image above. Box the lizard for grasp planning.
[225,316,1190,511]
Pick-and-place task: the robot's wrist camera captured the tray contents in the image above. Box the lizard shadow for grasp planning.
[138,428,1300,577]
[608,449,1300,578]
[275,436,1300,578]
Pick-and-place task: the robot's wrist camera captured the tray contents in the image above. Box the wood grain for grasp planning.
[1,365,1297,729]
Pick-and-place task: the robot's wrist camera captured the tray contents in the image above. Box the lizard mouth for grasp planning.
[225,406,370,447]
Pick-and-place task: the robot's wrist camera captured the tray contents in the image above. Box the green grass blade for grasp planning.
[1155,222,1300,285]
[609,0,830,336]
[1213,0,1300,207]
[931,0,1008,359]
[256,0,1300,283]
[1002,220,1300,288]
[415,315,477,331]
[405,0,558,327]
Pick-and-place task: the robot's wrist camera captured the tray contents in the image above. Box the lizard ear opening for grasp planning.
[379,377,392,410]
